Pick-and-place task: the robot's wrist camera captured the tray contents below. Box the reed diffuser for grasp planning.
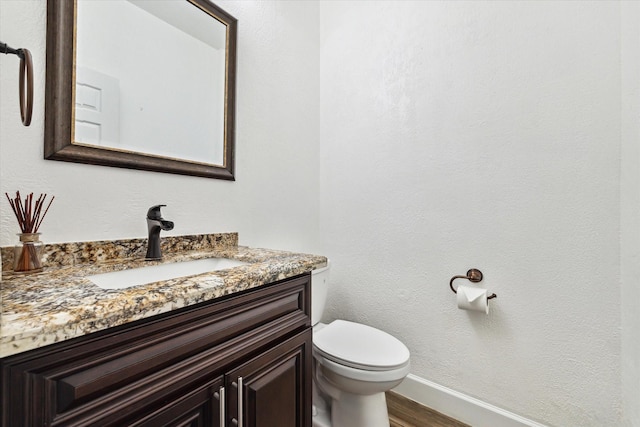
[5,191,54,273]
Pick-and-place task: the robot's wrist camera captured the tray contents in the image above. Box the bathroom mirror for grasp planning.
[44,0,237,180]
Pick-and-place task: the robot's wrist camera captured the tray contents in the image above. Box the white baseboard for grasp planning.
[392,374,548,427]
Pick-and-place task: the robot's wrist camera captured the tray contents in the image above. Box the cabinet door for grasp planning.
[226,330,312,427]
[130,376,224,427]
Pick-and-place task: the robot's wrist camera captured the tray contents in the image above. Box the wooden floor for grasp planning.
[387,391,470,427]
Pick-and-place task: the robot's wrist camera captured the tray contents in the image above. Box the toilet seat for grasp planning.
[313,320,410,372]
[316,354,411,384]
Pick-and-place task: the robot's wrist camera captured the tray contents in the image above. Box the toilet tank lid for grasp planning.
[313,320,410,370]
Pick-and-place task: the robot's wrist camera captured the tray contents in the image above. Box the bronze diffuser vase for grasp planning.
[5,191,54,274]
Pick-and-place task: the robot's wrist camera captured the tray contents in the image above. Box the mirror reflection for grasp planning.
[75,0,227,166]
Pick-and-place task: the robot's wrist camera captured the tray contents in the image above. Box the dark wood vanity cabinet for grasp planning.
[1,274,312,427]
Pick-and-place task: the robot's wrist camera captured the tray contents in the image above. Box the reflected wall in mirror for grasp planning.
[44,0,237,180]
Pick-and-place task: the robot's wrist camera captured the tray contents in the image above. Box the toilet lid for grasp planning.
[313,320,410,371]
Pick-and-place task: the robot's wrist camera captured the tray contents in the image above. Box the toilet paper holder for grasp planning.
[449,269,497,300]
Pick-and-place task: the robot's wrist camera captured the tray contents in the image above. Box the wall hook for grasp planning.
[1,41,33,126]
[449,269,497,299]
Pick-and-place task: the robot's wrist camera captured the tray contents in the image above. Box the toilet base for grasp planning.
[313,390,390,427]
[331,391,390,427]
[313,359,397,427]
[312,404,331,427]
[313,376,332,427]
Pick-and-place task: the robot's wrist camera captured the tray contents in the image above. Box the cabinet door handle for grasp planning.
[214,386,225,426]
[237,377,243,427]
[231,377,243,427]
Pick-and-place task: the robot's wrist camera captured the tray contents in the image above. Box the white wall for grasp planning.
[621,1,640,426]
[320,2,624,426]
[0,0,321,254]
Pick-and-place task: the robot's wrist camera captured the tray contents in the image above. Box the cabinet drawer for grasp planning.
[1,273,310,427]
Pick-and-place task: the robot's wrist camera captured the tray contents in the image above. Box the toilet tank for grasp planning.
[311,262,330,326]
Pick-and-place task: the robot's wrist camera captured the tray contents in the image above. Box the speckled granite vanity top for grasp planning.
[0,233,326,358]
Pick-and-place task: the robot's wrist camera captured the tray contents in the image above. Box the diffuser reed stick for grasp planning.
[5,191,54,272]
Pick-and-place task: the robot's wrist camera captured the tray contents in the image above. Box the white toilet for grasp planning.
[311,263,411,427]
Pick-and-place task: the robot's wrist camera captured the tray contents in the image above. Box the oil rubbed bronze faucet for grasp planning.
[145,205,174,260]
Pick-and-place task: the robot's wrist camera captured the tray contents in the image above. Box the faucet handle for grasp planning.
[147,204,167,220]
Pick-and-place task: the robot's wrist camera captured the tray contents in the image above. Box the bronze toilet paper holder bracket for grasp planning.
[449,269,497,300]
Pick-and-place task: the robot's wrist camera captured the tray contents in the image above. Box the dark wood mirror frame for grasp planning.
[44,0,237,180]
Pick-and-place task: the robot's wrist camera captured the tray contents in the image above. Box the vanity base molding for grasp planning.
[1,273,312,427]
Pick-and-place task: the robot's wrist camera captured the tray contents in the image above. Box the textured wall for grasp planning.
[2,1,638,425]
[0,0,321,253]
[621,1,640,425]
[319,2,622,426]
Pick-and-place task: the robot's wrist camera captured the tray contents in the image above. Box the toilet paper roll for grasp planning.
[456,285,489,314]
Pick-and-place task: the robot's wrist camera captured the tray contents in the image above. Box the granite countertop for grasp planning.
[0,233,327,358]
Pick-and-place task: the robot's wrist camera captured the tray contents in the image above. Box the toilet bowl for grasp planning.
[311,264,410,427]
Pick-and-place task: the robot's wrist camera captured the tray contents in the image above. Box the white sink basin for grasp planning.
[88,258,248,290]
